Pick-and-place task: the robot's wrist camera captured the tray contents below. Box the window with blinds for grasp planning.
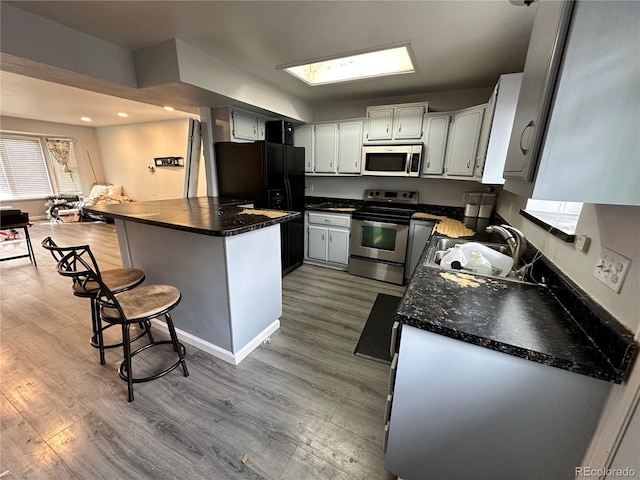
[0,135,82,201]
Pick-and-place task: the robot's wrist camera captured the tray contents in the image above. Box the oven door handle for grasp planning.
[353,219,409,230]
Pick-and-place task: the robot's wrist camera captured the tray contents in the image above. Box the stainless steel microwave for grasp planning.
[361,144,423,177]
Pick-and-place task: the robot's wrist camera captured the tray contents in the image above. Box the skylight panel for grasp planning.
[282,45,415,86]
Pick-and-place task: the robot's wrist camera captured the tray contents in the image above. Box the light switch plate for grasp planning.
[593,247,631,293]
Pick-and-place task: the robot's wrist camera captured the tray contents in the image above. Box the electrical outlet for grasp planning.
[593,247,631,293]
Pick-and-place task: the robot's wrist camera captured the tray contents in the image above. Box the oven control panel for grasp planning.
[364,189,419,205]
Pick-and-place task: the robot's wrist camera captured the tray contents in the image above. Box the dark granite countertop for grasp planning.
[396,234,636,384]
[304,196,363,213]
[85,197,301,237]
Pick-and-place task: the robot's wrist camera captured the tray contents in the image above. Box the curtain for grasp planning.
[46,139,73,173]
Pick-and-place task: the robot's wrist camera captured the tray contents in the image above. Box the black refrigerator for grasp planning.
[214,141,305,275]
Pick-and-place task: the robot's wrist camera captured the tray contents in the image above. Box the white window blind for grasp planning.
[0,135,82,201]
[0,136,53,201]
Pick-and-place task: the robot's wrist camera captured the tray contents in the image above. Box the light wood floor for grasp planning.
[1,221,405,480]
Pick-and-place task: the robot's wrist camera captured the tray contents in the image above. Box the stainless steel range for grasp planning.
[348,189,419,285]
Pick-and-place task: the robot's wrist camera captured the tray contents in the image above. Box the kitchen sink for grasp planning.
[425,236,530,283]
[434,237,510,256]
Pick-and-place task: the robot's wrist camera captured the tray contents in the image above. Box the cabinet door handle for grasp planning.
[329,234,332,242]
[330,162,333,168]
[467,159,471,169]
[386,125,389,134]
[398,123,402,133]
[520,120,534,155]
[427,160,431,169]
[321,234,325,240]
[390,321,400,357]
[355,161,358,168]
[253,126,257,135]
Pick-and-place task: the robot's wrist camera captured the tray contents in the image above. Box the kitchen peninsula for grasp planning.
[86,197,301,364]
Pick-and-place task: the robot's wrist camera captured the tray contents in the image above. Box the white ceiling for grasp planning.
[0,1,538,127]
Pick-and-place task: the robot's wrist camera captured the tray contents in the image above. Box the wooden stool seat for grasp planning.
[72,267,145,296]
[102,285,181,322]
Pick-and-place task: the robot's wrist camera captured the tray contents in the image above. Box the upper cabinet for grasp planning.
[474,73,524,184]
[504,0,639,206]
[365,103,427,143]
[294,125,314,173]
[394,105,427,140]
[232,110,259,141]
[210,106,274,143]
[366,107,394,141]
[444,105,485,177]
[337,121,364,174]
[314,123,338,173]
[295,120,364,175]
[422,113,451,176]
[502,0,575,194]
[531,0,640,205]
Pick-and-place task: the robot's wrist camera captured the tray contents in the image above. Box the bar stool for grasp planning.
[41,237,149,364]
[57,248,189,402]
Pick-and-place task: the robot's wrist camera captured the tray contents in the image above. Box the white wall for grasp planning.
[307,176,492,208]
[95,118,206,201]
[497,191,639,332]
[0,115,105,217]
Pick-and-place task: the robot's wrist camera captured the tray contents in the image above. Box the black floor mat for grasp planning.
[354,294,402,364]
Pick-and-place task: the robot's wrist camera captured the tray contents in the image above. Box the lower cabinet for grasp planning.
[305,212,351,270]
[384,325,611,480]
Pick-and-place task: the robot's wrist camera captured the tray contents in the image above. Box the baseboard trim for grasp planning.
[150,318,280,365]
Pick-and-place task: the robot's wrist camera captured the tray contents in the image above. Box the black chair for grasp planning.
[57,248,189,402]
[42,237,148,364]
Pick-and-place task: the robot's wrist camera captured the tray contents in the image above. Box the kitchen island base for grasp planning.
[115,219,282,365]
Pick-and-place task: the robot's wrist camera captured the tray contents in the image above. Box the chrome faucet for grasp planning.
[486,225,528,267]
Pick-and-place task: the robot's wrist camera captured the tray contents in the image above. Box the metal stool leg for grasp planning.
[166,313,189,377]
[90,298,106,365]
[23,226,36,266]
[121,324,134,402]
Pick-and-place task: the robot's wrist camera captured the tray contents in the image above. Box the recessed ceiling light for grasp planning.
[81,117,92,122]
[280,44,415,86]
[164,106,174,111]
[117,112,129,117]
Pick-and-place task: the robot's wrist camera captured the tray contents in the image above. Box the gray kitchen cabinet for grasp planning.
[314,123,338,173]
[337,121,363,174]
[366,103,427,142]
[210,106,273,143]
[304,212,351,270]
[231,109,259,141]
[366,106,394,141]
[385,325,611,480]
[422,113,451,176]
[394,104,426,140]
[503,0,574,195]
[294,124,314,173]
[405,219,435,280]
[307,225,328,261]
[474,73,523,184]
[327,229,349,264]
[531,0,639,205]
[444,105,485,177]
